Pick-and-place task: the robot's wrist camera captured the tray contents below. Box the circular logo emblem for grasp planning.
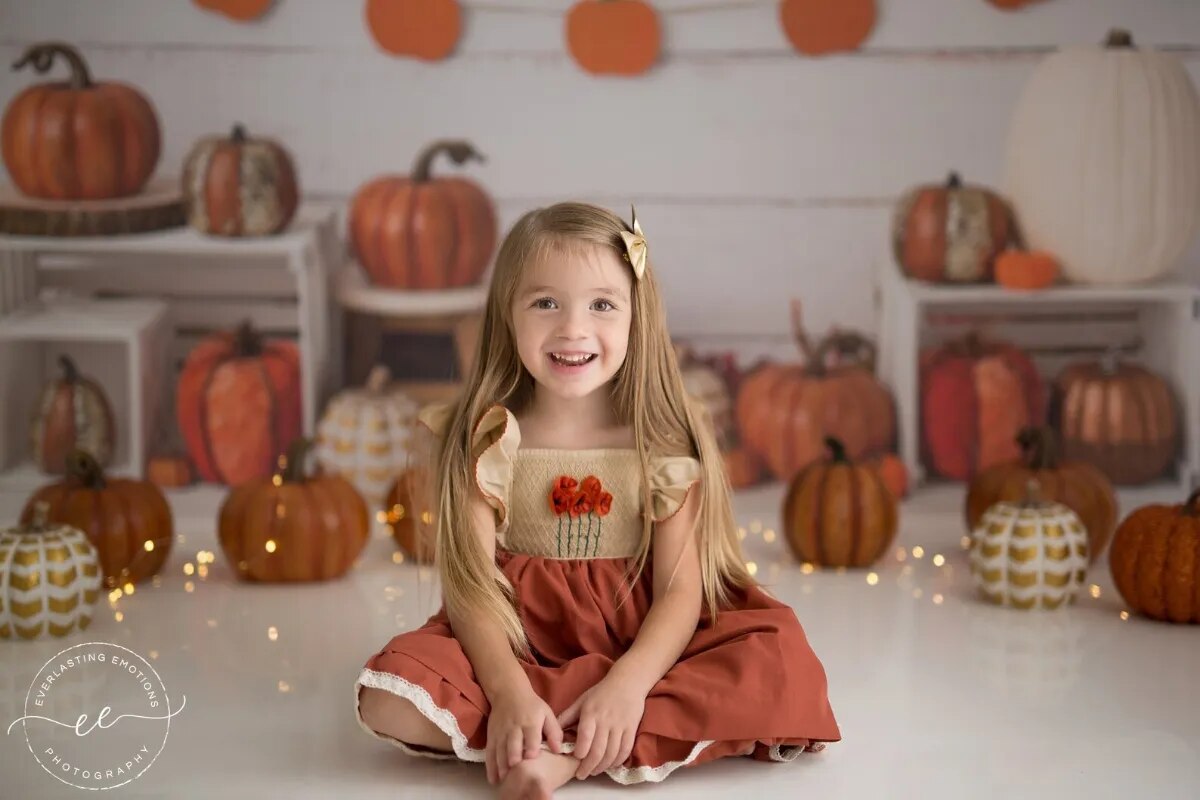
[8,642,185,791]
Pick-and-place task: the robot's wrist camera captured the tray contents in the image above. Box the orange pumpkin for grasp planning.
[736,300,895,482]
[995,249,1059,290]
[384,467,438,564]
[1109,489,1200,623]
[349,140,497,290]
[966,427,1117,563]
[21,450,173,589]
[1052,356,1179,485]
[893,172,1013,283]
[783,437,898,567]
[182,124,299,237]
[566,0,661,76]
[870,453,909,500]
[921,333,1045,480]
[192,0,275,21]
[176,320,302,486]
[218,438,370,582]
[147,455,194,488]
[779,0,877,56]
[723,448,763,490]
[366,0,462,61]
[2,43,160,200]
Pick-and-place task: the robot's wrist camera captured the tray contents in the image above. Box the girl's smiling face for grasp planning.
[511,243,634,401]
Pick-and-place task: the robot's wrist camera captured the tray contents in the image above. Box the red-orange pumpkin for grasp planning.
[2,43,161,200]
[966,427,1117,563]
[349,140,497,290]
[723,447,764,490]
[736,300,895,482]
[870,453,909,500]
[782,438,898,567]
[779,0,877,56]
[366,0,462,61]
[566,0,661,76]
[176,320,302,486]
[21,450,173,589]
[1108,489,1200,624]
[921,333,1044,480]
[385,467,438,564]
[218,439,369,582]
[147,455,194,488]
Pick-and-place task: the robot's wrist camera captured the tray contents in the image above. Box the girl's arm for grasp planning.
[606,483,704,696]
[445,492,532,704]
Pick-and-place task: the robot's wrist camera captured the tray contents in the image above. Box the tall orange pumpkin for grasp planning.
[921,333,1045,480]
[1108,489,1200,624]
[566,0,661,76]
[218,439,369,582]
[966,427,1117,563]
[782,438,898,567]
[1051,355,1179,485]
[20,450,173,590]
[736,301,895,482]
[176,320,302,486]
[2,43,160,200]
[349,140,497,290]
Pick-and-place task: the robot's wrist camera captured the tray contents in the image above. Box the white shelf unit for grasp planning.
[0,297,170,491]
[876,264,1200,493]
[0,205,343,447]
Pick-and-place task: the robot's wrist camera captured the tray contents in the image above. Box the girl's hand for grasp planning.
[485,684,564,785]
[556,674,646,779]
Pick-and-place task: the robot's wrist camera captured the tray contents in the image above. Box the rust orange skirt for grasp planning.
[354,548,840,784]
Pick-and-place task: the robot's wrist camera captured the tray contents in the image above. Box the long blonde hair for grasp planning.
[430,201,755,658]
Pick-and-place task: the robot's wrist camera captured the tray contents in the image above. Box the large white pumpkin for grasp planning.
[315,365,420,508]
[1004,29,1200,285]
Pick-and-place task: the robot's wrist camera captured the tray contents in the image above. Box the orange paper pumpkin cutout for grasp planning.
[986,0,1049,10]
[366,0,462,61]
[193,0,275,22]
[566,0,661,77]
[779,0,876,57]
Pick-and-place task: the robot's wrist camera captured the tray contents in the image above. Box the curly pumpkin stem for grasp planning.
[946,171,963,190]
[825,437,849,464]
[12,42,93,90]
[230,123,249,143]
[1184,488,1200,517]
[233,319,264,357]
[279,437,315,483]
[1016,427,1059,470]
[813,331,877,376]
[58,353,80,383]
[789,298,819,368]
[1105,29,1134,48]
[412,140,486,183]
[67,449,108,490]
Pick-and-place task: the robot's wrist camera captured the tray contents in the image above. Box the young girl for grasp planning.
[354,202,840,797]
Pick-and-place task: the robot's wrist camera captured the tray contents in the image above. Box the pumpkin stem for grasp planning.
[67,449,107,490]
[946,171,963,190]
[1017,426,1059,470]
[231,124,248,143]
[789,298,820,374]
[1021,478,1044,507]
[365,364,391,393]
[1105,29,1135,48]
[412,140,486,183]
[1099,347,1120,377]
[28,500,52,532]
[814,331,877,375]
[825,437,849,464]
[12,42,93,90]
[1183,489,1200,517]
[233,319,264,357]
[58,353,80,383]
[279,437,314,483]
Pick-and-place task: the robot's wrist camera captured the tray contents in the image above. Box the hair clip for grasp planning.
[619,204,647,281]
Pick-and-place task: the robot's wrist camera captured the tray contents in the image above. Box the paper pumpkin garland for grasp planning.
[192,0,275,22]
[366,0,463,61]
[779,0,877,57]
[566,0,661,76]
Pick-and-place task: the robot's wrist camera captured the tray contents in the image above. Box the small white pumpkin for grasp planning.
[315,365,419,507]
[1,502,102,640]
[1004,29,1200,285]
[969,481,1089,610]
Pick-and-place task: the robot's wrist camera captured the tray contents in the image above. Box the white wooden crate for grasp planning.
[876,264,1200,492]
[0,296,170,490]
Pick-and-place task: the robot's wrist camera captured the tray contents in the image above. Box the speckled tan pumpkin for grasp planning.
[182,123,298,236]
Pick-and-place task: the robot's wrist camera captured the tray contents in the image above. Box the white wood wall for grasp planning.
[2,0,1199,358]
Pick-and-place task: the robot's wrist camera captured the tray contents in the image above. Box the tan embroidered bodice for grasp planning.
[417,402,702,560]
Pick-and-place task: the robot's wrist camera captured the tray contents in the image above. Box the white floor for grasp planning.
[2,479,1198,800]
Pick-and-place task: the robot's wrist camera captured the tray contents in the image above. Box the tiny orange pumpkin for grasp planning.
[995,249,1060,290]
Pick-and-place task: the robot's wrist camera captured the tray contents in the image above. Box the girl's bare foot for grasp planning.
[498,750,581,800]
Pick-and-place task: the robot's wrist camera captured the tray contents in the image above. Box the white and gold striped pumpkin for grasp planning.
[1,503,102,640]
[969,484,1089,610]
[1004,29,1200,285]
[675,344,735,451]
[315,365,420,507]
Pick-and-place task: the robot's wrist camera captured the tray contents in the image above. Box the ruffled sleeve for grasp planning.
[647,455,703,523]
[470,404,521,536]
[416,401,454,438]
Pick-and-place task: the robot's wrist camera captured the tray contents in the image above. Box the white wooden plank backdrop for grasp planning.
[2,0,1198,347]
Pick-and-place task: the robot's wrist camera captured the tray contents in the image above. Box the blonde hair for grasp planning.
[429,201,755,658]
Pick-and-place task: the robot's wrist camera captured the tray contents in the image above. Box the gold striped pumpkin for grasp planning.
[969,483,1089,610]
[1,502,102,640]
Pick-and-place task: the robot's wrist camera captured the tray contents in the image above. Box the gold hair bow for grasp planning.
[619,205,647,281]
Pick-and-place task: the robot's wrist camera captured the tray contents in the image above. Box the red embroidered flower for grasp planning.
[595,491,613,517]
[549,475,579,516]
[569,489,592,518]
[580,475,602,504]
